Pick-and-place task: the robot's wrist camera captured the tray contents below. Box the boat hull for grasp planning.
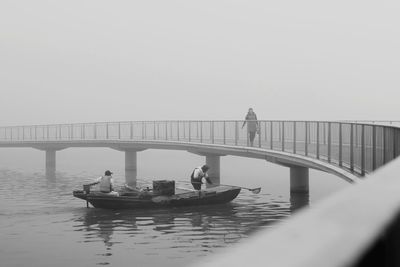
[73,185,241,209]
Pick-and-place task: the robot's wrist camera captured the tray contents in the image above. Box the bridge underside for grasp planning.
[0,140,360,185]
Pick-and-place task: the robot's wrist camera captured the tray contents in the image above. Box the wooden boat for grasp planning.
[73,184,241,209]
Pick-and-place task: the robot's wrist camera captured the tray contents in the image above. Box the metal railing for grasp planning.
[1,120,400,176]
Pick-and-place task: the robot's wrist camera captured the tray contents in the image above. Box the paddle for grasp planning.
[177,180,261,194]
[219,184,261,194]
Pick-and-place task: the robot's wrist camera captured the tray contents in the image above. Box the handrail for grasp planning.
[0,120,399,176]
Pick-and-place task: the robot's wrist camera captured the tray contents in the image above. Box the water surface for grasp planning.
[0,149,348,266]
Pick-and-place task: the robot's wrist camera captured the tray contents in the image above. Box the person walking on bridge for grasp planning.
[242,108,259,147]
[190,165,212,190]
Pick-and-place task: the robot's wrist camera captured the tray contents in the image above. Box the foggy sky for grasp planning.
[1,0,399,126]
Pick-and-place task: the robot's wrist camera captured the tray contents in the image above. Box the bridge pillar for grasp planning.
[290,166,309,193]
[206,154,220,187]
[45,149,56,178]
[125,149,138,188]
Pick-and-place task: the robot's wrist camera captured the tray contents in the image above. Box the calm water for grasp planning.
[0,149,348,267]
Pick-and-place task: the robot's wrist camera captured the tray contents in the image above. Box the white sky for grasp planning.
[1,0,399,126]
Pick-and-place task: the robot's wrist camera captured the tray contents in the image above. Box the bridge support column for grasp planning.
[45,149,56,178]
[206,154,220,187]
[290,166,309,193]
[125,149,137,188]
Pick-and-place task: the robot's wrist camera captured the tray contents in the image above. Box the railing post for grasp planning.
[157,121,160,140]
[264,121,267,142]
[258,121,262,148]
[177,121,180,141]
[339,123,342,167]
[361,124,365,176]
[183,121,186,140]
[383,127,387,164]
[328,122,331,163]
[281,121,285,151]
[71,124,74,140]
[94,123,97,139]
[200,121,203,143]
[373,125,376,170]
[118,122,121,139]
[142,121,145,139]
[10,127,13,140]
[278,122,281,143]
[47,126,49,140]
[22,127,24,141]
[106,123,108,139]
[305,121,308,156]
[316,122,320,159]
[270,121,273,150]
[350,124,354,172]
[293,121,296,154]
[130,122,134,139]
[170,122,172,140]
[211,121,214,144]
[154,121,156,140]
[189,121,191,142]
[223,121,226,145]
[165,122,168,140]
[355,125,358,147]
[83,124,86,140]
[235,121,238,146]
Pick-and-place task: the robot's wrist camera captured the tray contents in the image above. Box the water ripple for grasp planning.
[0,169,298,267]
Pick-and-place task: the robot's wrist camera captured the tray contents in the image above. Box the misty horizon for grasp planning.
[1,1,399,126]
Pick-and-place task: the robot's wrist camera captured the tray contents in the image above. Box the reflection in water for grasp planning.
[45,167,56,180]
[0,169,322,267]
[73,198,290,266]
[290,192,310,212]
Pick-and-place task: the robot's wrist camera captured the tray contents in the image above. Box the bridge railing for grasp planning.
[1,120,399,176]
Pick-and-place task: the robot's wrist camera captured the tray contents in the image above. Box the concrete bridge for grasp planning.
[1,120,400,266]
[0,120,399,193]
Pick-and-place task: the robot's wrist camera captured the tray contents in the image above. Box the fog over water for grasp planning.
[0,149,348,266]
[0,1,398,266]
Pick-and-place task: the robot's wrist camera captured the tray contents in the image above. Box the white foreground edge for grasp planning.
[192,158,400,267]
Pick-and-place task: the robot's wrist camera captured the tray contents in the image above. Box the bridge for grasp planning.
[1,120,399,188]
[1,120,400,266]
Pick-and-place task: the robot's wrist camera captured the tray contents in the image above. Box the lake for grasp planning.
[0,148,348,266]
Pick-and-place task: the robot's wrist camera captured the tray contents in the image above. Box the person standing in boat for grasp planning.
[95,170,116,193]
[242,107,259,147]
[191,165,212,190]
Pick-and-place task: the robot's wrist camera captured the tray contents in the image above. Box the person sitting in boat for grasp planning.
[94,170,118,195]
[191,165,212,190]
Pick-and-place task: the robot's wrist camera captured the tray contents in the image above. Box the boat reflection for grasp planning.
[72,192,292,262]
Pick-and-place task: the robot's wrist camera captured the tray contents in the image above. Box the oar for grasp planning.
[220,184,261,194]
[176,180,261,194]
